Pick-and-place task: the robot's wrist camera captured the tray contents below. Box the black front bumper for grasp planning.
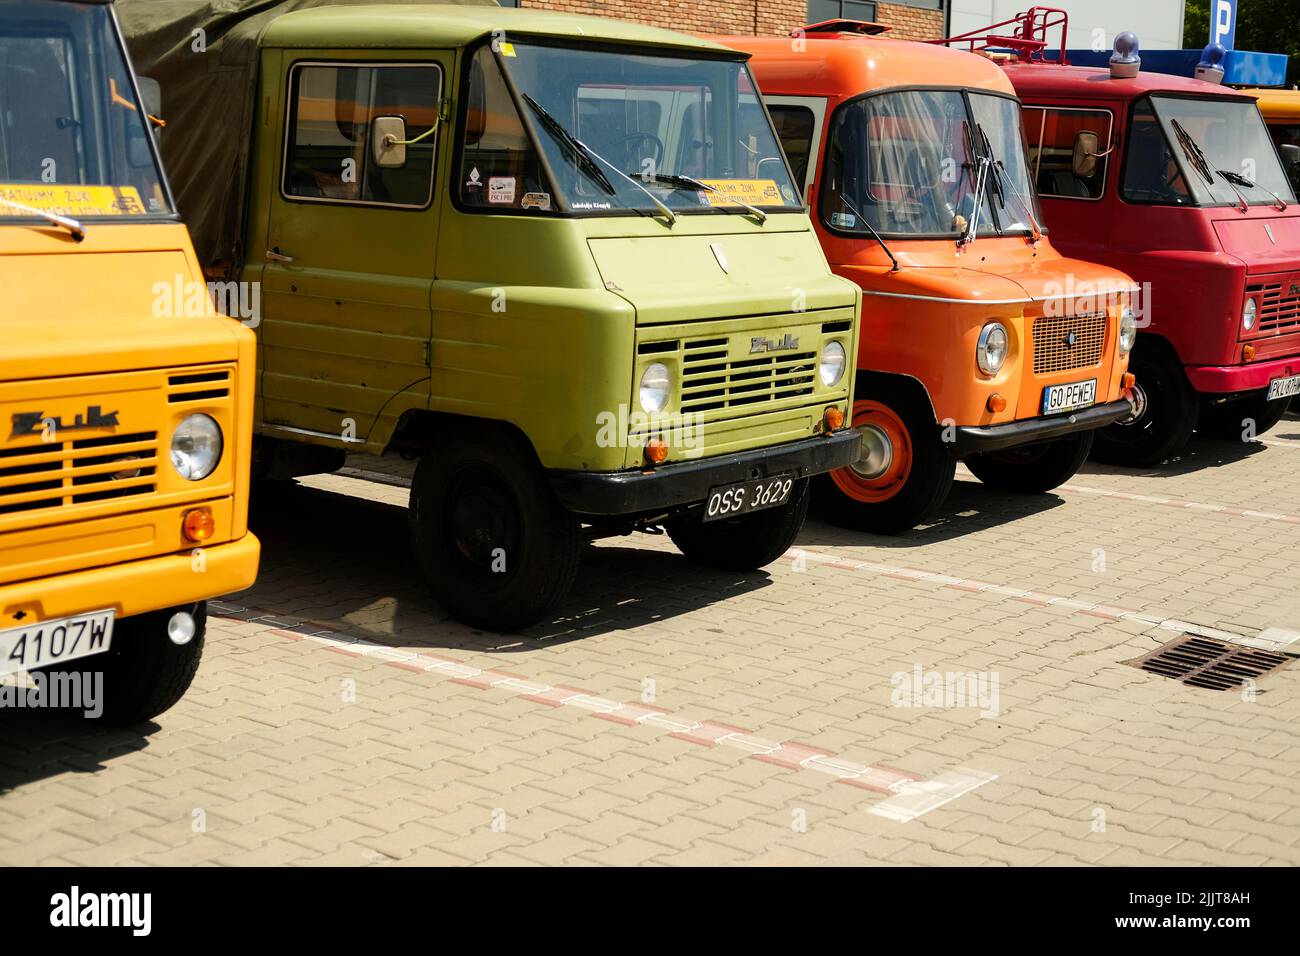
[949,398,1135,457]
[549,430,862,517]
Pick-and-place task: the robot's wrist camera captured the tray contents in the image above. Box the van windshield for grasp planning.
[820,89,1040,240]
[0,0,170,223]
[1122,95,1295,207]
[458,40,802,216]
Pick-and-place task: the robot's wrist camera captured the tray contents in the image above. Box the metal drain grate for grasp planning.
[1127,635,1293,690]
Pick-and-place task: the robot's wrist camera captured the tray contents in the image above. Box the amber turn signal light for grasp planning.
[1243,344,1256,361]
[823,406,845,431]
[987,393,1007,413]
[644,438,669,465]
[182,508,215,543]
[1121,372,1136,390]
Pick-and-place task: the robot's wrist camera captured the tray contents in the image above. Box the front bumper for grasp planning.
[0,534,260,630]
[949,399,1136,457]
[549,430,862,517]
[1185,355,1300,394]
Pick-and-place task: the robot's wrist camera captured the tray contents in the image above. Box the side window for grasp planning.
[459,46,547,211]
[768,105,815,196]
[1023,106,1112,200]
[284,63,442,207]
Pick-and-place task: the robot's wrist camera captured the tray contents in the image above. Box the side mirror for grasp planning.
[136,76,163,149]
[371,115,408,168]
[1072,130,1100,178]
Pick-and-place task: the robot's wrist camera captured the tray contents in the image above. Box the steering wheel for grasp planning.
[622,132,665,171]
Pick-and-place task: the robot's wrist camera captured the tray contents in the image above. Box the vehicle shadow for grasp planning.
[799,476,1066,551]
[237,481,772,653]
[0,712,157,794]
[1078,431,1270,479]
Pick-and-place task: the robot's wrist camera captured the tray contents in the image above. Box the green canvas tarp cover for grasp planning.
[117,0,494,272]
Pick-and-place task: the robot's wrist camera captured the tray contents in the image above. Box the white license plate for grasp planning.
[1041,379,1098,415]
[703,474,795,522]
[0,610,114,677]
[1266,374,1300,401]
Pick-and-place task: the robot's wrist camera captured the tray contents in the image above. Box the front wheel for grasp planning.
[409,435,580,632]
[1091,343,1197,467]
[965,430,1094,494]
[814,389,955,535]
[666,478,809,571]
[1197,392,1289,441]
[31,603,207,724]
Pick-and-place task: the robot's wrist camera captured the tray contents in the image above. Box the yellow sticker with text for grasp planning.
[0,183,146,217]
[698,179,782,207]
[498,42,516,57]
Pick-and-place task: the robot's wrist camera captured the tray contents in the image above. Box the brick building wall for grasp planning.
[518,1,946,40]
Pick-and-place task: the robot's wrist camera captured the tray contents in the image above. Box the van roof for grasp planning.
[262,3,733,54]
[1003,62,1257,104]
[714,33,1016,98]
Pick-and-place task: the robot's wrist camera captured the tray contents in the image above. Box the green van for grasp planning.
[122,1,861,631]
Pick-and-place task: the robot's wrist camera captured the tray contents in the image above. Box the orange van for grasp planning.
[716,21,1138,532]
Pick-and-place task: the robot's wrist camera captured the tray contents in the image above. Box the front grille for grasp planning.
[169,369,231,403]
[680,336,816,413]
[1032,313,1107,375]
[1247,280,1300,335]
[0,432,159,515]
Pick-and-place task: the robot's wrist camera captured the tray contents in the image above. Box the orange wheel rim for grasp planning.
[829,400,914,504]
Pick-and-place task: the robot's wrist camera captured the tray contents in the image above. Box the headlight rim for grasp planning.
[170,412,224,482]
[976,321,1009,377]
[819,340,848,388]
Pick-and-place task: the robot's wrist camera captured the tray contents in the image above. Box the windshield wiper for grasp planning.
[978,124,1044,244]
[1217,168,1289,211]
[1169,119,1217,187]
[959,124,992,250]
[520,94,676,225]
[834,192,898,272]
[628,171,768,225]
[0,195,85,241]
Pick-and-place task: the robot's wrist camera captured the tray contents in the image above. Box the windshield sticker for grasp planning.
[498,42,517,58]
[830,212,857,229]
[466,167,484,190]
[488,177,517,205]
[698,179,782,208]
[0,184,145,217]
[521,191,551,211]
[572,201,613,211]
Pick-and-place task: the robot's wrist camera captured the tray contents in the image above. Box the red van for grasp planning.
[947,10,1300,465]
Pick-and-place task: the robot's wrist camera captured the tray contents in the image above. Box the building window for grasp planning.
[808,1,877,24]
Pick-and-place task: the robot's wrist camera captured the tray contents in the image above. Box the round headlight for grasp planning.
[638,362,671,414]
[819,341,847,387]
[976,322,1009,376]
[1119,307,1138,355]
[1243,297,1258,332]
[171,413,223,481]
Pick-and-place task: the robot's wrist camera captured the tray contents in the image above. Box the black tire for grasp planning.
[965,430,1094,494]
[30,603,206,724]
[1091,341,1197,467]
[408,433,580,632]
[813,378,955,535]
[666,477,809,571]
[1197,392,1289,441]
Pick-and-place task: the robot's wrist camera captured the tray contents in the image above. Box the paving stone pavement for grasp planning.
[2,413,1299,866]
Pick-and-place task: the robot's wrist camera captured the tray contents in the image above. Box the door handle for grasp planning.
[266,248,294,263]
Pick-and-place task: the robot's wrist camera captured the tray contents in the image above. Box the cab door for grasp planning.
[260,55,450,445]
